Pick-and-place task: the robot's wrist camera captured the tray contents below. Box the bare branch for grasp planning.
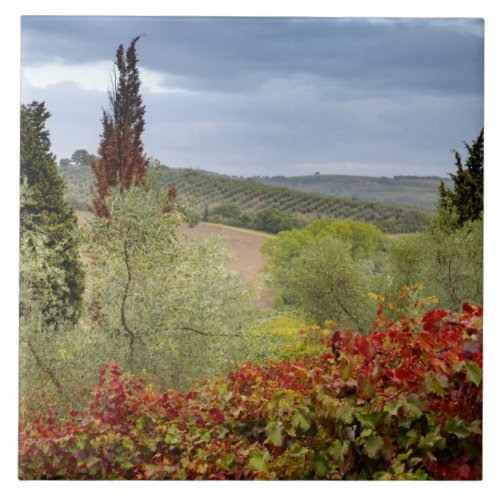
[181,325,242,338]
[27,339,71,404]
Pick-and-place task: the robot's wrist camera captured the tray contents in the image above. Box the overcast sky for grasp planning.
[21,16,484,177]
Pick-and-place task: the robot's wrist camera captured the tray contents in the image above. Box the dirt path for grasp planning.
[178,223,273,308]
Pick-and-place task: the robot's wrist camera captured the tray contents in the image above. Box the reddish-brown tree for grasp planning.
[91,36,148,217]
[163,184,177,213]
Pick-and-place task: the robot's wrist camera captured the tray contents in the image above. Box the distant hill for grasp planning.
[61,164,433,234]
[251,174,450,209]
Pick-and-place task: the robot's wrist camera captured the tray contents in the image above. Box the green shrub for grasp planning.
[262,219,387,329]
[383,219,483,311]
[275,237,375,331]
[251,208,304,234]
[84,173,255,391]
[19,303,482,480]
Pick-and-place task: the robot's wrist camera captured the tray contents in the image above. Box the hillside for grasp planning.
[61,164,432,233]
[251,174,450,209]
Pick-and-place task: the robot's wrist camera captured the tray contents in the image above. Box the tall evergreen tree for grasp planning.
[438,129,484,226]
[91,36,148,217]
[20,101,84,325]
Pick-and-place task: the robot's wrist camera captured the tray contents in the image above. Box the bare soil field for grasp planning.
[178,223,273,308]
[76,210,93,226]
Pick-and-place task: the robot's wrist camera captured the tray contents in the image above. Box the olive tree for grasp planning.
[421,220,482,309]
[272,237,376,332]
[85,173,255,390]
[382,219,482,311]
[262,219,386,328]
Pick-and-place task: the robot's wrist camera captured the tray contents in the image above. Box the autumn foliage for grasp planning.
[19,303,482,480]
[91,36,148,217]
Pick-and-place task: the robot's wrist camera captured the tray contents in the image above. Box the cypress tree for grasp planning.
[20,101,84,325]
[91,36,148,217]
[439,129,484,226]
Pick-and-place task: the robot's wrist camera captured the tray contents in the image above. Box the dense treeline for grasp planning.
[202,203,305,233]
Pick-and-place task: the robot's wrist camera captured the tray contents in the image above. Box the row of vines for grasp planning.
[60,164,431,233]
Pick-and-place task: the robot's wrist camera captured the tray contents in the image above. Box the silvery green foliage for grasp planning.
[420,219,482,309]
[85,175,255,390]
[19,182,75,320]
[20,182,80,408]
[383,218,483,310]
[275,236,376,332]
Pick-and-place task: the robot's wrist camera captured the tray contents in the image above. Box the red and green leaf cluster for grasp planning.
[19,304,482,480]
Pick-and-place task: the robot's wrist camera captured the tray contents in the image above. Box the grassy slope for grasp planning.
[62,164,432,233]
[251,174,450,209]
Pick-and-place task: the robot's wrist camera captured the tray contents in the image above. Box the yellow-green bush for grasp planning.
[247,315,323,361]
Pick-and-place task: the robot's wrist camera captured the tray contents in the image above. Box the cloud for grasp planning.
[22,60,198,95]
[22,17,483,96]
[23,60,111,92]
[20,16,484,177]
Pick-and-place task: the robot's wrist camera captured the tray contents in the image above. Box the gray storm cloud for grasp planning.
[21,16,484,177]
